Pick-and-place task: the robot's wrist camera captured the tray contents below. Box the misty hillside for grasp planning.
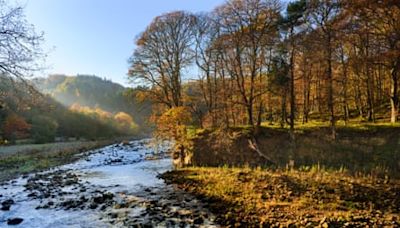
[0,76,127,142]
[32,75,151,125]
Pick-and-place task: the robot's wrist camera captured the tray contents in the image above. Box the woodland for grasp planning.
[128,0,400,140]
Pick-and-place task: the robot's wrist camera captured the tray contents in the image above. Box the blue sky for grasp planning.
[23,0,226,86]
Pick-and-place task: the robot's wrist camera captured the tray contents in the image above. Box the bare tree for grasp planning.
[0,0,44,110]
[128,11,196,108]
[0,0,44,78]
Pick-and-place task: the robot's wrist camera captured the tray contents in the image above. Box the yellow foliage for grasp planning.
[114,112,134,124]
[135,90,148,103]
[70,103,113,121]
[69,104,138,134]
[155,107,192,140]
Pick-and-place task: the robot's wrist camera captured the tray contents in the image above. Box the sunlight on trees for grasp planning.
[70,104,139,135]
[128,0,400,139]
[153,106,193,167]
[114,112,138,133]
[154,107,192,141]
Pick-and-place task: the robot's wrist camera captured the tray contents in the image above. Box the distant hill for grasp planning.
[32,74,151,126]
[0,75,153,144]
[0,76,129,143]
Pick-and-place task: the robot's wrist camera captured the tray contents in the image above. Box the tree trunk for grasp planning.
[339,45,349,124]
[247,104,254,126]
[280,89,287,128]
[256,102,263,127]
[390,59,399,123]
[302,62,310,124]
[365,37,375,122]
[289,45,295,131]
[326,34,335,139]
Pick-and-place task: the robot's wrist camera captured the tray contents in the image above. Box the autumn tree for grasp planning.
[193,13,221,127]
[2,114,30,142]
[182,81,208,128]
[308,0,342,138]
[214,0,281,126]
[269,53,290,127]
[345,0,400,123]
[280,0,307,131]
[155,106,192,167]
[114,112,138,133]
[129,0,400,141]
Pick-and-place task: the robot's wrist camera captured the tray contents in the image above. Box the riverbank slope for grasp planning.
[164,124,400,226]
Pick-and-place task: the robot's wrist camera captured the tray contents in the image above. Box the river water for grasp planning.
[0,139,218,227]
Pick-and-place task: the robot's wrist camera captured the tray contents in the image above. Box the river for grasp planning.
[0,139,218,227]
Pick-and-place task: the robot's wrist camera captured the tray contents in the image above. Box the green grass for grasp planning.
[0,140,113,182]
[260,119,400,131]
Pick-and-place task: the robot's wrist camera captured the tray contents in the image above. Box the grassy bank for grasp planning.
[162,167,400,227]
[0,140,116,182]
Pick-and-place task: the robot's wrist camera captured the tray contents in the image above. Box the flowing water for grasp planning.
[0,139,218,227]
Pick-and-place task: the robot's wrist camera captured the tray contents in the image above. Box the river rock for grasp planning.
[193,216,204,224]
[7,218,24,225]
[1,199,14,211]
[93,192,114,204]
[89,203,98,209]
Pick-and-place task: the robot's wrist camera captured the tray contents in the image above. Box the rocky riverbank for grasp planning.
[0,139,219,227]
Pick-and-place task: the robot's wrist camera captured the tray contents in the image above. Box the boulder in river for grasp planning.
[1,199,15,211]
[92,192,114,205]
[7,218,24,225]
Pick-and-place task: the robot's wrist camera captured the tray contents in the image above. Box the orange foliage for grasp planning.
[2,114,31,140]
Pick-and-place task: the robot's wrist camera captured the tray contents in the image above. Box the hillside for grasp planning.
[0,76,146,144]
[32,74,151,125]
